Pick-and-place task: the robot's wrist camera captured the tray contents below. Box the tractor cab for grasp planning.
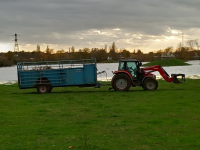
[118,59,142,80]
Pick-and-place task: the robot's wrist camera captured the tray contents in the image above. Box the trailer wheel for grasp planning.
[37,84,50,94]
[143,78,158,90]
[36,78,52,93]
[112,74,131,91]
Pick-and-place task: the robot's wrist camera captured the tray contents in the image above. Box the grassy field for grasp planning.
[143,59,190,67]
[0,79,200,150]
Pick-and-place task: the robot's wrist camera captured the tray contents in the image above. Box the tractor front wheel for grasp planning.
[142,78,158,90]
[112,74,131,91]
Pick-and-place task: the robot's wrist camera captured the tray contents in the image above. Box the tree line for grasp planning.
[0,41,200,67]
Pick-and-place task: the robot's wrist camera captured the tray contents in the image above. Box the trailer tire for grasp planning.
[36,77,52,93]
[142,78,158,90]
[112,74,131,91]
[37,84,50,94]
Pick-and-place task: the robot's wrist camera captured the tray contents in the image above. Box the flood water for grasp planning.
[0,60,200,84]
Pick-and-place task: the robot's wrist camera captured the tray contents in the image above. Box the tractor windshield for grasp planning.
[118,60,138,79]
[126,62,137,79]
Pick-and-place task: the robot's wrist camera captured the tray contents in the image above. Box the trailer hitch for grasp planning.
[171,74,185,84]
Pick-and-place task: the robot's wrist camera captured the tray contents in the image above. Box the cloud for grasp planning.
[1,0,200,52]
[113,28,121,31]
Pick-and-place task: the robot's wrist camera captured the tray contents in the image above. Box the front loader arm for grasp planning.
[142,65,185,84]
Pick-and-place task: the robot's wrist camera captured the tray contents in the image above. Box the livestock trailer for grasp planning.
[17,59,101,93]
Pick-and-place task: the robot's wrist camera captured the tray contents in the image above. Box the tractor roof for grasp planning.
[119,59,138,62]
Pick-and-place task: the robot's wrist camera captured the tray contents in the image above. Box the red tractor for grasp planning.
[110,59,185,91]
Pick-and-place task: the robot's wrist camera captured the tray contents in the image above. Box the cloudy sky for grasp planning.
[0,0,200,53]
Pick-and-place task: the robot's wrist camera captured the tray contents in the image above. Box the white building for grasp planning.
[161,51,175,60]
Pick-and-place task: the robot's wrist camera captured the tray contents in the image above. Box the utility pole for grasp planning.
[12,33,19,62]
[13,33,19,52]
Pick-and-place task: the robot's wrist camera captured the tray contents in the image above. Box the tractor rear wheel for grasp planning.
[112,74,131,91]
[142,78,158,90]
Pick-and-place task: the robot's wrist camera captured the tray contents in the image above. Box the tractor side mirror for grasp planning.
[139,62,142,66]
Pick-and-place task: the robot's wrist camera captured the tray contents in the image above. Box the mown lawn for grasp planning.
[0,79,200,150]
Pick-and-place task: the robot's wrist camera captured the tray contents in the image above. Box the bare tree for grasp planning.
[164,47,174,53]
[186,39,199,51]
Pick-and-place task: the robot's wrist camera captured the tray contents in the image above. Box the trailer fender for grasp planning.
[36,77,52,86]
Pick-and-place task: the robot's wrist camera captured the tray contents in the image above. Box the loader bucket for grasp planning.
[171,74,185,84]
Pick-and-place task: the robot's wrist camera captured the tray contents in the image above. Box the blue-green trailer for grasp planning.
[17,59,101,93]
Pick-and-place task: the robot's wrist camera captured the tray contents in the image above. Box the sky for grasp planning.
[1,0,200,53]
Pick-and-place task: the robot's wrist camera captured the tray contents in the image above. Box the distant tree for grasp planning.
[147,52,154,61]
[45,46,54,60]
[175,47,190,60]
[122,49,130,58]
[111,42,116,52]
[109,42,118,60]
[154,50,162,59]
[81,48,90,59]
[36,45,40,52]
[90,48,107,62]
[73,49,82,59]
[136,49,143,54]
[135,49,144,61]
[55,49,65,60]
[36,44,41,61]
[186,39,199,51]
[71,46,75,53]
[156,50,163,54]
[70,46,75,59]
[0,56,13,67]
[6,51,14,61]
[164,47,174,54]
[57,49,65,53]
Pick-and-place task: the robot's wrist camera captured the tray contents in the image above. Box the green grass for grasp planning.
[1,79,200,149]
[143,59,190,66]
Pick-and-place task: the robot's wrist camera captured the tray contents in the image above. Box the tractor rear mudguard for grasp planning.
[171,74,185,84]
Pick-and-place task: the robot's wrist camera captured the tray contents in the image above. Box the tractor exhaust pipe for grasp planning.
[171,74,185,84]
